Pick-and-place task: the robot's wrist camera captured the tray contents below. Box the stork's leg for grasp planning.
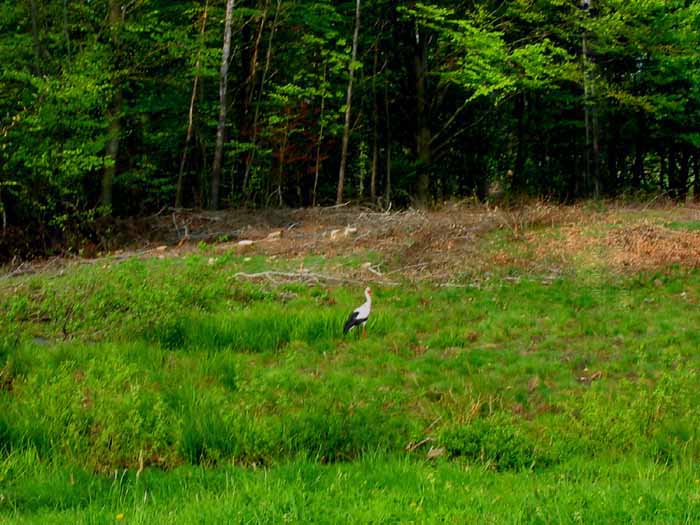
[362,324,367,338]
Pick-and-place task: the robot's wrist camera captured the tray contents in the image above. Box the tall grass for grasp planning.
[4,455,700,523]
[149,307,346,353]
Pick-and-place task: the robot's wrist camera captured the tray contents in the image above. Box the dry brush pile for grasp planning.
[5,202,700,283]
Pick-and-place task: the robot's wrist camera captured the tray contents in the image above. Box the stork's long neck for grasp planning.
[364,291,372,307]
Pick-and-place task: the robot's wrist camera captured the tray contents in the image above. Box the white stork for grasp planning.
[343,287,372,336]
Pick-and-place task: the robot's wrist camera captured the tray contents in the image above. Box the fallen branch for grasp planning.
[365,265,383,278]
[437,282,474,288]
[234,270,398,286]
[235,270,359,283]
[405,437,434,452]
[0,256,69,280]
[151,205,168,218]
[0,261,33,280]
[641,190,671,211]
[385,262,430,276]
[0,248,167,279]
[323,201,351,210]
[172,212,181,239]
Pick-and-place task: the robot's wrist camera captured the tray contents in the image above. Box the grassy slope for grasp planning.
[2,218,700,523]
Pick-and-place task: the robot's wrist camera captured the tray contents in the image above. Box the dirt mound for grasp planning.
[5,203,700,282]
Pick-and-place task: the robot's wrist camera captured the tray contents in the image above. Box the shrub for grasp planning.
[439,413,545,470]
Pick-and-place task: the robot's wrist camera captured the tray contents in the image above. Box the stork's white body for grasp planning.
[343,287,372,335]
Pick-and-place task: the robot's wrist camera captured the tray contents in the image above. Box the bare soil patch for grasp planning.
[4,202,700,282]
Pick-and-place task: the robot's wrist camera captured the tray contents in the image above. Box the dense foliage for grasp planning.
[1,0,700,255]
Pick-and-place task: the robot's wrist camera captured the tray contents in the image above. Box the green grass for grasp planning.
[666,220,700,232]
[2,251,700,522]
[3,454,700,524]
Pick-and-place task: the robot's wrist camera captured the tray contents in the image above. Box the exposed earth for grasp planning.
[4,201,700,283]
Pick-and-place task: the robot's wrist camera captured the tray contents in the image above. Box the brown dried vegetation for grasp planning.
[4,201,700,281]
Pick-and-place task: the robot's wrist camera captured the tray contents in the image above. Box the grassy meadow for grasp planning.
[3,206,700,523]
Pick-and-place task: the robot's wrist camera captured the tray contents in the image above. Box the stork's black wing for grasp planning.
[343,311,360,334]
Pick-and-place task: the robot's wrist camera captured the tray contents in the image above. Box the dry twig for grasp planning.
[234,270,398,286]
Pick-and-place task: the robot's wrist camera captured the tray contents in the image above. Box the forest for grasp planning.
[1,0,699,257]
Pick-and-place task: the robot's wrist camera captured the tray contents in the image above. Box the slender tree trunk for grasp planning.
[513,93,526,194]
[582,33,592,196]
[101,0,123,211]
[693,151,700,202]
[28,0,42,72]
[370,40,379,202]
[243,0,280,195]
[336,0,361,205]
[240,0,269,193]
[582,0,600,198]
[679,146,690,201]
[668,146,678,198]
[659,148,667,192]
[276,117,288,207]
[591,105,601,195]
[0,184,6,237]
[607,139,617,194]
[62,0,71,68]
[246,2,268,109]
[619,151,628,192]
[312,63,327,207]
[102,99,121,210]
[633,141,644,190]
[211,0,235,210]
[414,24,431,205]
[384,69,392,203]
[176,0,209,208]
[197,78,208,209]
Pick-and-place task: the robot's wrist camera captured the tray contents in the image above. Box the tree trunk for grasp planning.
[62,0,71,68]
[668,146,678,198]
[241,0,271,194]
[370,39,380,202]
[414,23,431,205]
[694,151,700,202]
[658,148,667,192]
[513,93,526,194]
[196,76,208,208]
[312,63,327,207]
[102,100,121,210]
[678,146,690,201]
[591,106,601,196]
[176,0,209,208]
[28,0,42,73]
[245,1,268,110]
[275,118,289,207]
[336,0,361,205]
[633,140,644,190]
[607,139,617,194]
[582,0,600,198]
[211,0,235,210]
[0,183,6,237]
[101,0,123,211]
[384,69,392,203]
[243,0,280,196]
